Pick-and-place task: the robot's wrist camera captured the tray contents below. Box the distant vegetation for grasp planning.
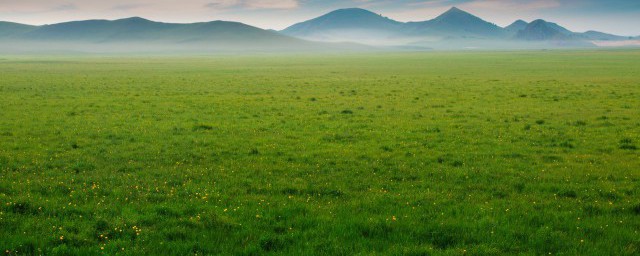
[1,50,639,254]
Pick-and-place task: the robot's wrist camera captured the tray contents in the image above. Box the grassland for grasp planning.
[1,50,639,255]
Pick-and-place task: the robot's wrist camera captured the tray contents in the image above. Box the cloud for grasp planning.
[245,0,298,9]
[111,3,150,11]
[205,0,298,10]
[52,3,76,11]
[461,0,561,11]
[205,0,242,9]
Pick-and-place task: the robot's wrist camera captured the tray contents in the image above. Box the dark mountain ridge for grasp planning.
[0,17,367,53]
[281,6,637,48]
[1,7,638,52]
[0,21,37,37]
[282,8,403,37]
[404,7,505,38]
[516,19,572,41]
[19,17,296,43]
[505,20,528,35]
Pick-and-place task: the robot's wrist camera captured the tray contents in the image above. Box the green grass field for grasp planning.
[1,50,639,255]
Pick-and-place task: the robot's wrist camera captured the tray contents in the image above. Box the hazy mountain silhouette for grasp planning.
[505,20,528,35]
[282,8,402,36]
[405,7,505,38]
[22,17,301,44]
[280,7,636,49]
[515,19,597,47]
[1,7,638,52]
[514,19,629,42]
[516,20,572,41]
[579,31,629,41]
[0,17,367,53]
[0,21,36,37]
[285,7,506,40]
[281,8,406,45]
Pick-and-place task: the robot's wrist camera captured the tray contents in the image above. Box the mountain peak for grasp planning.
[116,17,152,23]
[281,7,402,37]
[511,20,528,25]
[413,6,504,37]
[516,19,575,41]
[530,19,547,25]
[447,7,463,13]
[440,7,471,16]
[505,20,528,33]
[331,8,375,14]
[309,8,394,22]
[529,19,573,34]
[434,6,481,22]
[321,8,388,19]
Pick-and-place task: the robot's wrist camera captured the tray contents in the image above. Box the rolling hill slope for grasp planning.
[21,17,305,44]
[579,31,630,41]
[281,8,406,45]
[280,7,636,49]
[0,21,37,37]
[0,17,363,53]
[516,20,573,41]
[405,7,505,38]
[282,8,402,36]
[505,20,528,35]
[1,7,638,52]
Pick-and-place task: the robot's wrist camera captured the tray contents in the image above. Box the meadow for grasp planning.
[0,50,639,255]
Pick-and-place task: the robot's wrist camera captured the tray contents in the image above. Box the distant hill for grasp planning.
[281,8,405,45]
[282,8,402,36]
[0,21,36,37]
[505,20,528,35]
[0,17,365,53]
[516,20,572,41]
[1,7,637,52]
[514,20,632,43]
[282,7,510,47]
[579,31,629,41]
[280,7,636,49]
[284,7,506,40]
[405,7,505,38]
[21,17,302,44]
[515,20,596,47]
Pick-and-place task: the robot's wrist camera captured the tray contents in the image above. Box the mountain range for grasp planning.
[1,7,638,53]
[0,17,361,53]
[282,7,637,49]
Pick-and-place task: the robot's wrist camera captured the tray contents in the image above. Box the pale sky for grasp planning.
[1,0,639,36]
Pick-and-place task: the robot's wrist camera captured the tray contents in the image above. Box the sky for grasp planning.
[1,0,639,36]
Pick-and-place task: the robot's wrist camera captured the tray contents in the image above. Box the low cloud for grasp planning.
[461,0,561,11]
[205,0,241,8]
[111,3,150,11]
[205,0,298,10]
[52,3,76,11]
